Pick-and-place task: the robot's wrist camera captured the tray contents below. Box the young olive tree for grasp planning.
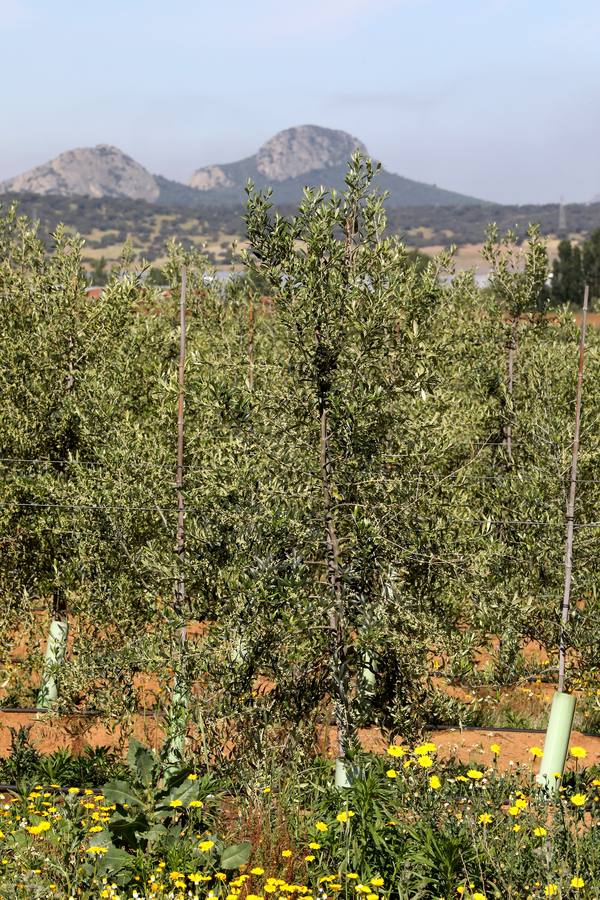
[482,223,548,463]
[243,155,443,779]
[0,207,147,709]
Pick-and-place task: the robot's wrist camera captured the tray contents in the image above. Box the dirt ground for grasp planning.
[2,709,599,774]
[3,622,598,774]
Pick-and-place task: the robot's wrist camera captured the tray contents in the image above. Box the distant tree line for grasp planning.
[3,192,600,267]
[551,230,600,305]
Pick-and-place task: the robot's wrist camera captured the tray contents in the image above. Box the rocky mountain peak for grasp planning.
[0,144,160,202]
[255,125,368,182]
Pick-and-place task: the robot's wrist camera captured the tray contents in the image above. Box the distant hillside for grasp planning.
[186,125,484,207]
[0,125,485,209]
[3,191,600,270]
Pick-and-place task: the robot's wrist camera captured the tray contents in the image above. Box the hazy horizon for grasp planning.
[1,0,598,205]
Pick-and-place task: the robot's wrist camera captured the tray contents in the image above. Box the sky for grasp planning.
[0,0,598,204]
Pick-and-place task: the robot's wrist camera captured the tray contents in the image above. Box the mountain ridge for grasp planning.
[1,125,485,208]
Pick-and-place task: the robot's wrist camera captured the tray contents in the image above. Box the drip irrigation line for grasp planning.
[0,457,174,471]
[3,705,597,741]
[0,784,98,795]
[0,706,102,716]
[0,501,180,513]
[426,723,600,738]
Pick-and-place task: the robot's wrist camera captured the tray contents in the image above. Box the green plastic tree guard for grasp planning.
[164,668,189,770]
[335,758,352,788]
[37,618,68,709]
[536,691,576,794]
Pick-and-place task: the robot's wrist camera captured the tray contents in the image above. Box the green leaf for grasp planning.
[103,780,144,809]
[164,778,200,807]
[97,846,135,876]
[108,813,149,849]
[140,823,168,844]
[127,739,156,787]
[220,842,251,870]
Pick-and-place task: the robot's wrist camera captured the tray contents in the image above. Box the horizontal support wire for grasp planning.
[3,500,600,530]
[5,461,600,485]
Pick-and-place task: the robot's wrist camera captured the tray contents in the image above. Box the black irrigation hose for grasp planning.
[0,724,598,801]
[2,711,599,741]
[0,707,103,716]
[428,723,600,739]
[0,784,75,795]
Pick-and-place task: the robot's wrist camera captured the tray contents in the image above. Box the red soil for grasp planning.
[2,709,599,774]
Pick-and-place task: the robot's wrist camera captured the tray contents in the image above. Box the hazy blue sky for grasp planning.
[1,0,598,203]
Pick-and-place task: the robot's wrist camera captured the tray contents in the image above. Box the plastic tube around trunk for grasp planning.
[37,619,68,709]
[335,758,352,788]
[536,691,576,794]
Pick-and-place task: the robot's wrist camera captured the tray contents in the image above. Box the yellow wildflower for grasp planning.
[429,775,441,790]
[336,810,355,823]
[386,745,406,757]
[414,742,437,755]
[26,821,51,835]
[467,769,483,780]
[570,746,587,759]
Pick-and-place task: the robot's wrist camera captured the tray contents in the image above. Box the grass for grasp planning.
[1,738,599,898]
